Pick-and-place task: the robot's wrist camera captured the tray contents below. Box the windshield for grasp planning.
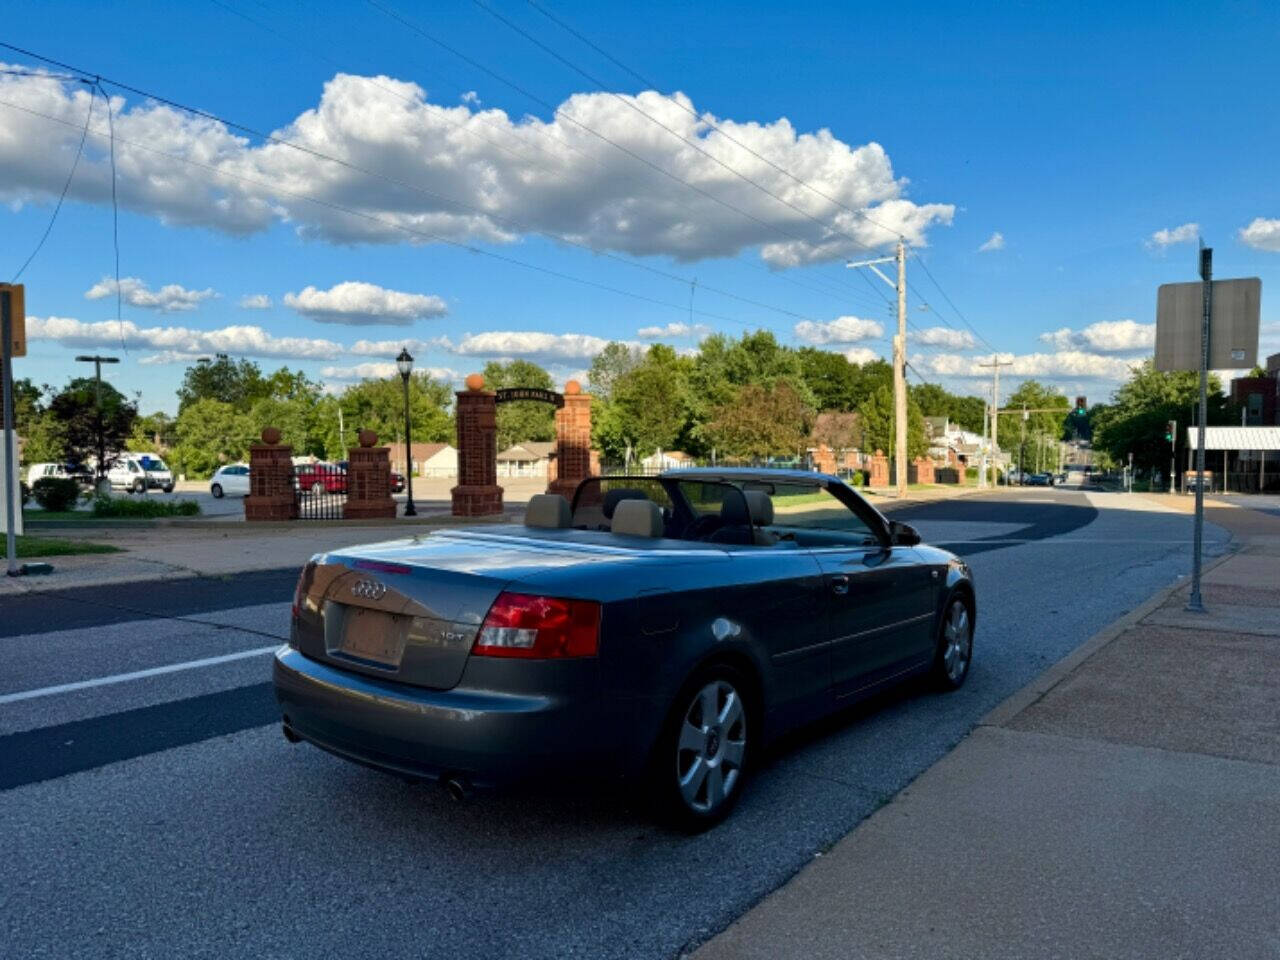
[139,456,168,472]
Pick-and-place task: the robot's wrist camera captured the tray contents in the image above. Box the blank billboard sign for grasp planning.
[1155,278,1261,372]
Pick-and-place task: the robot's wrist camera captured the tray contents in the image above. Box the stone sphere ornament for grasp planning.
[465,373,485,392]
[261,427,281,445]
[564,379,582,396]
[358,429,378,448]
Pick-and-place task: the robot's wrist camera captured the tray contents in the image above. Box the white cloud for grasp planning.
[460,91,481,106]
[28,315,342,361]
[842,347,881,365]
[283,281,447,326]
[794,315,884,345]
[452,331,619,361]
[1238,217,1280,252]
[1146,222,1199,250]
[348,336,454,356]
[910,326,975,349]
[0,66,953,267]
[84,276,215,312]
[321,362,458,381]
[918,350,1143,382]
[238,294,272,309]
[978,231,1004,252]
[637,321,711,339]
[1038,319,1154,353]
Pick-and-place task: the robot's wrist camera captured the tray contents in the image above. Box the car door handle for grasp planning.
[829,575,849,596]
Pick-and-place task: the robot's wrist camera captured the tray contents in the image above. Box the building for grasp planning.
[640,450,695,471]
[390,443,457,478]
[1229,352,1280,425]
[496,441,557,478]
[1182,425,1280,493]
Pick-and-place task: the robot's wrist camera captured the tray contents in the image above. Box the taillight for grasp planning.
[473,592,600,659]
[290,561,315,625]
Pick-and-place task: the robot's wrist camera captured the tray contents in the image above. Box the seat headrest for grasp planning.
[719,493,751,526]
[611,498,664,538]
[524,493,571,529]
[743,490,773,526]
[602,487,648,519]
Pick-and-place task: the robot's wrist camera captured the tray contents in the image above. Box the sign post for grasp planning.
[1,284,22,577]
[1187,248,1212,611]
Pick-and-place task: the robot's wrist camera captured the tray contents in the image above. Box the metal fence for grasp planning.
[292,462,346,520]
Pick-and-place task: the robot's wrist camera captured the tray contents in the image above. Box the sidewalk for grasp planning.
[694,503,1280,959]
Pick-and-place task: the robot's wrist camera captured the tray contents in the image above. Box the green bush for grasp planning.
[32,477,81,512]
[848,470,865,487]
[92,496,201,518]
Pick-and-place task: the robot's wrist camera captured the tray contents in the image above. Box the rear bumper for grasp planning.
[273,647,612,788]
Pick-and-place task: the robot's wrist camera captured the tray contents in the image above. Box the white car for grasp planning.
[108,454,175,493]
[26,462,79,487]
[209,464,250,498]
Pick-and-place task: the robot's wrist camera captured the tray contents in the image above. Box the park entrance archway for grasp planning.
[451,374,595,517]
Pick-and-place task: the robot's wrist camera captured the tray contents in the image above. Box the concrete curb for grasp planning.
[23,511,514,533]
[979,545,1239,729]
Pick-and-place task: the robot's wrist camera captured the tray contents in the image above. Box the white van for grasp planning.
[26,462,78,487]
[108,453,175,494]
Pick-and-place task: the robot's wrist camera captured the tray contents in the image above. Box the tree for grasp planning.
[1092,361,1228,475]
[5,378,65,465]
[483,359,555,450]
[909,382,986,433]
[798,348,860,411]
[704,381,815,461]
[587,342,643,402]
[333,373,454,455]
[128,412,176,453]
[599,344,691,459]
[177,355,269,411]
[860,385,927,460]
[811,410,862,452]
[172,399,252,478]
[46,377,137,474]
[1001,380,1069,473]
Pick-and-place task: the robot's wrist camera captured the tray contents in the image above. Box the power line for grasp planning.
[12,79,94,281]
[96,79,126,353]
[908,250,996,353]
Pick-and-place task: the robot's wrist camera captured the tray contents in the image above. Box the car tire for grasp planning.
[930,593,974,691]
[211,483,224,499]
[647,662,754,832]
[163,484,174,494]
[132,479,145,494]
[310,482,324,496]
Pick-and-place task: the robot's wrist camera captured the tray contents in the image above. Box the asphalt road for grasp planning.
[1,489,1232,959]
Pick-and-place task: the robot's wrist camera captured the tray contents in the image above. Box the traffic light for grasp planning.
[1075,395,1087,416]
[1165,420,1176,443]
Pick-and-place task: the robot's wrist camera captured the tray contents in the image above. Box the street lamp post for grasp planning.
[396,348,416,517]
[75,354,120,485]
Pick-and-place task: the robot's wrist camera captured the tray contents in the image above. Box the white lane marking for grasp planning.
[0,645,280,705]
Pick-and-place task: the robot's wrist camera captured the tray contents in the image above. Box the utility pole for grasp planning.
[74,354,120,482]
[848,240,909,497]
[978,355,1011,486]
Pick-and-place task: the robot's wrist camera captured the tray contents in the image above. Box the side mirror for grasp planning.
[889,520,921,546]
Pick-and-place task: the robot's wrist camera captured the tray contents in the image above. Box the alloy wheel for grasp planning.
[675,680,747,815]
[942,599,971,683]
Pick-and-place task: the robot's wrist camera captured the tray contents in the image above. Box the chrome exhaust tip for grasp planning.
[443,775,473,803]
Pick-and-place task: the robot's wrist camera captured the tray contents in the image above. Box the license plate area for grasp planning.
[328,604,409,668]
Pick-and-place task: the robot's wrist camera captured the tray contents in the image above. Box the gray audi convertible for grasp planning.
[274,468,975,828]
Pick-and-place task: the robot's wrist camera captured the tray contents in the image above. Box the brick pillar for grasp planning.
[244,427,297,521]
[914,456,935,484]
[548,380,593,500]
[451,373,503,517]
[869,449,890,488]
[813,443,836,474]
[344,429,396,520]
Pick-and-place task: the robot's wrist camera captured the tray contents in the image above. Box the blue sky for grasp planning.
[2,0,1278,415]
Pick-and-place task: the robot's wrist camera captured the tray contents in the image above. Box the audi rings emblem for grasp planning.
[351,579,387,601]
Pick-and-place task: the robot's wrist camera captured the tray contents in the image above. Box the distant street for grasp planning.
[2,489,1232,959]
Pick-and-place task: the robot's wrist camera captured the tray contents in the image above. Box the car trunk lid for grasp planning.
[295,531,607,690]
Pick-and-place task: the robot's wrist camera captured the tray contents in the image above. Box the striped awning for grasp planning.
[1184,426,1280,450]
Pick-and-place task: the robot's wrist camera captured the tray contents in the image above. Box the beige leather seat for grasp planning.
[610,498,664,538]
[743,490,778,546]
[524,493,571,529]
